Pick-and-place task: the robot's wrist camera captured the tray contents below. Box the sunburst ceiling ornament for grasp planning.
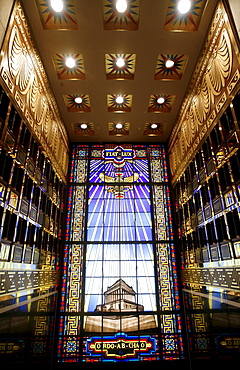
[148,95,176,113]
[105,54,136,80]
[108,122,130,136]
[144,123,166,136]
[164,0,206,31]
[35,0,78,30]
[103,0,140,31]
[107,94,132,112]
[63,95,91,112]
[52,54,86,80]
[73,122,94,136]
[154,54,188,80]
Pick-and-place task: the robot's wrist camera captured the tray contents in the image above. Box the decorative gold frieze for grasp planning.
[168,1,240,186]
[0,1,69,183]
[182,267,240,291]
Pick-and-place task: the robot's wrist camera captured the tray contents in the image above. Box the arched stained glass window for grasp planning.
[57,144,184,363]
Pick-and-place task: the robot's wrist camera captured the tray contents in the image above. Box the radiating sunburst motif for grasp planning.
[52,54,86,80]
[103,0,140,31]
[105,54,136,80]
[164,0,206,31]
[73,123,94,136]
[148,95,175,113]
[144,123,166,136]
[35,0,78,30]
[108,122,130,136]
[154,54,188,80]
[107,94,132,112]
[64,95,91,112]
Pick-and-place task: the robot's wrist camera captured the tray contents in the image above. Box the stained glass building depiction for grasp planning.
[57,144,184,362]
[0,1,240,369]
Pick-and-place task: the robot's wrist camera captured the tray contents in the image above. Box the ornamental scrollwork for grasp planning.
[169,2,239,184]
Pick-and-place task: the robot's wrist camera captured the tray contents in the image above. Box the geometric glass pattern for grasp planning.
[58,144,185,362]
[103,0,140,31]
[52,53,86,80]
[105,54,136,80]
[164,0,206,32]
[64,95,91,112]
[35,0,78,30]
[154,54,189,80]
[148,95,176,113]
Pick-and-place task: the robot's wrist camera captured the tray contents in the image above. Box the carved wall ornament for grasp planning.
[0,1,69,183]
[168,1,240,185]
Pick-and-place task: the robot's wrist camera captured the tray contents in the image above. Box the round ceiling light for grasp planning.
[151,123,158,129]
[50,0,64,12]
[157,97,165,104]
[75,97,82,104]
[116,57,125,68]
[116,96,124,104]
[65,57,76,68]
[116,0,128,13]
[116,123,123,129]
[165,59,175,68]
[80,123,88,130]
[178,0,191,14]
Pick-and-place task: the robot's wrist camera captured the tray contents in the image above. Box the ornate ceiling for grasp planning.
[21,0,219,143]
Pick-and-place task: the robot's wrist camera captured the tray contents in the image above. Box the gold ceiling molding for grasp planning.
[0,1,69,183]
[168,1,240,186]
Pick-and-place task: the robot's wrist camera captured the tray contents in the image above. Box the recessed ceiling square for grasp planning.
[108,122,130,136]
[154,54,189,80]
[35,0,78,30]
[144,123,166,136]
[63,95,91,112]
[148,95,176,113]
[73,123,94,136]
[52,54,86,80]
[107,94,132,112]
[164,0,206,31]
[103,0,140,31]
[105,54,136,80]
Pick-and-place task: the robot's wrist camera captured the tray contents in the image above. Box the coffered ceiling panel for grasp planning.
[63,94,91,112]
[164,0,207,31]
[144,123,166,136]
[36,0,78,29]
[105,54,136,80]
[154,54,189,80]
[73,122,95,136]
[108,122,130,136]
[148,95,176,113]
[107,94,133,112]
[21,0,219,143]
[103,0,140,30]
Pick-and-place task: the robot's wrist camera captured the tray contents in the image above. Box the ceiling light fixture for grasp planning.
[116,123,123,129]
[75,97,82,104]
[116,96,124,104]
[151,123,158,129]
[116,0,128,13]
[116,57,125,68]
[165,59,175,68]
[50,0,64,12]
[80,123,88,130]
[178,0,191,14]
[65,57,76,68]
[157,97,165,104]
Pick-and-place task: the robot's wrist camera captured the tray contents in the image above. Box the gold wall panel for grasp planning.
[168,1,240,186]
[0,1,69,183]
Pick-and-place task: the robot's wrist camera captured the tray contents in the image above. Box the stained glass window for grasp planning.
[58,144,184,362]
